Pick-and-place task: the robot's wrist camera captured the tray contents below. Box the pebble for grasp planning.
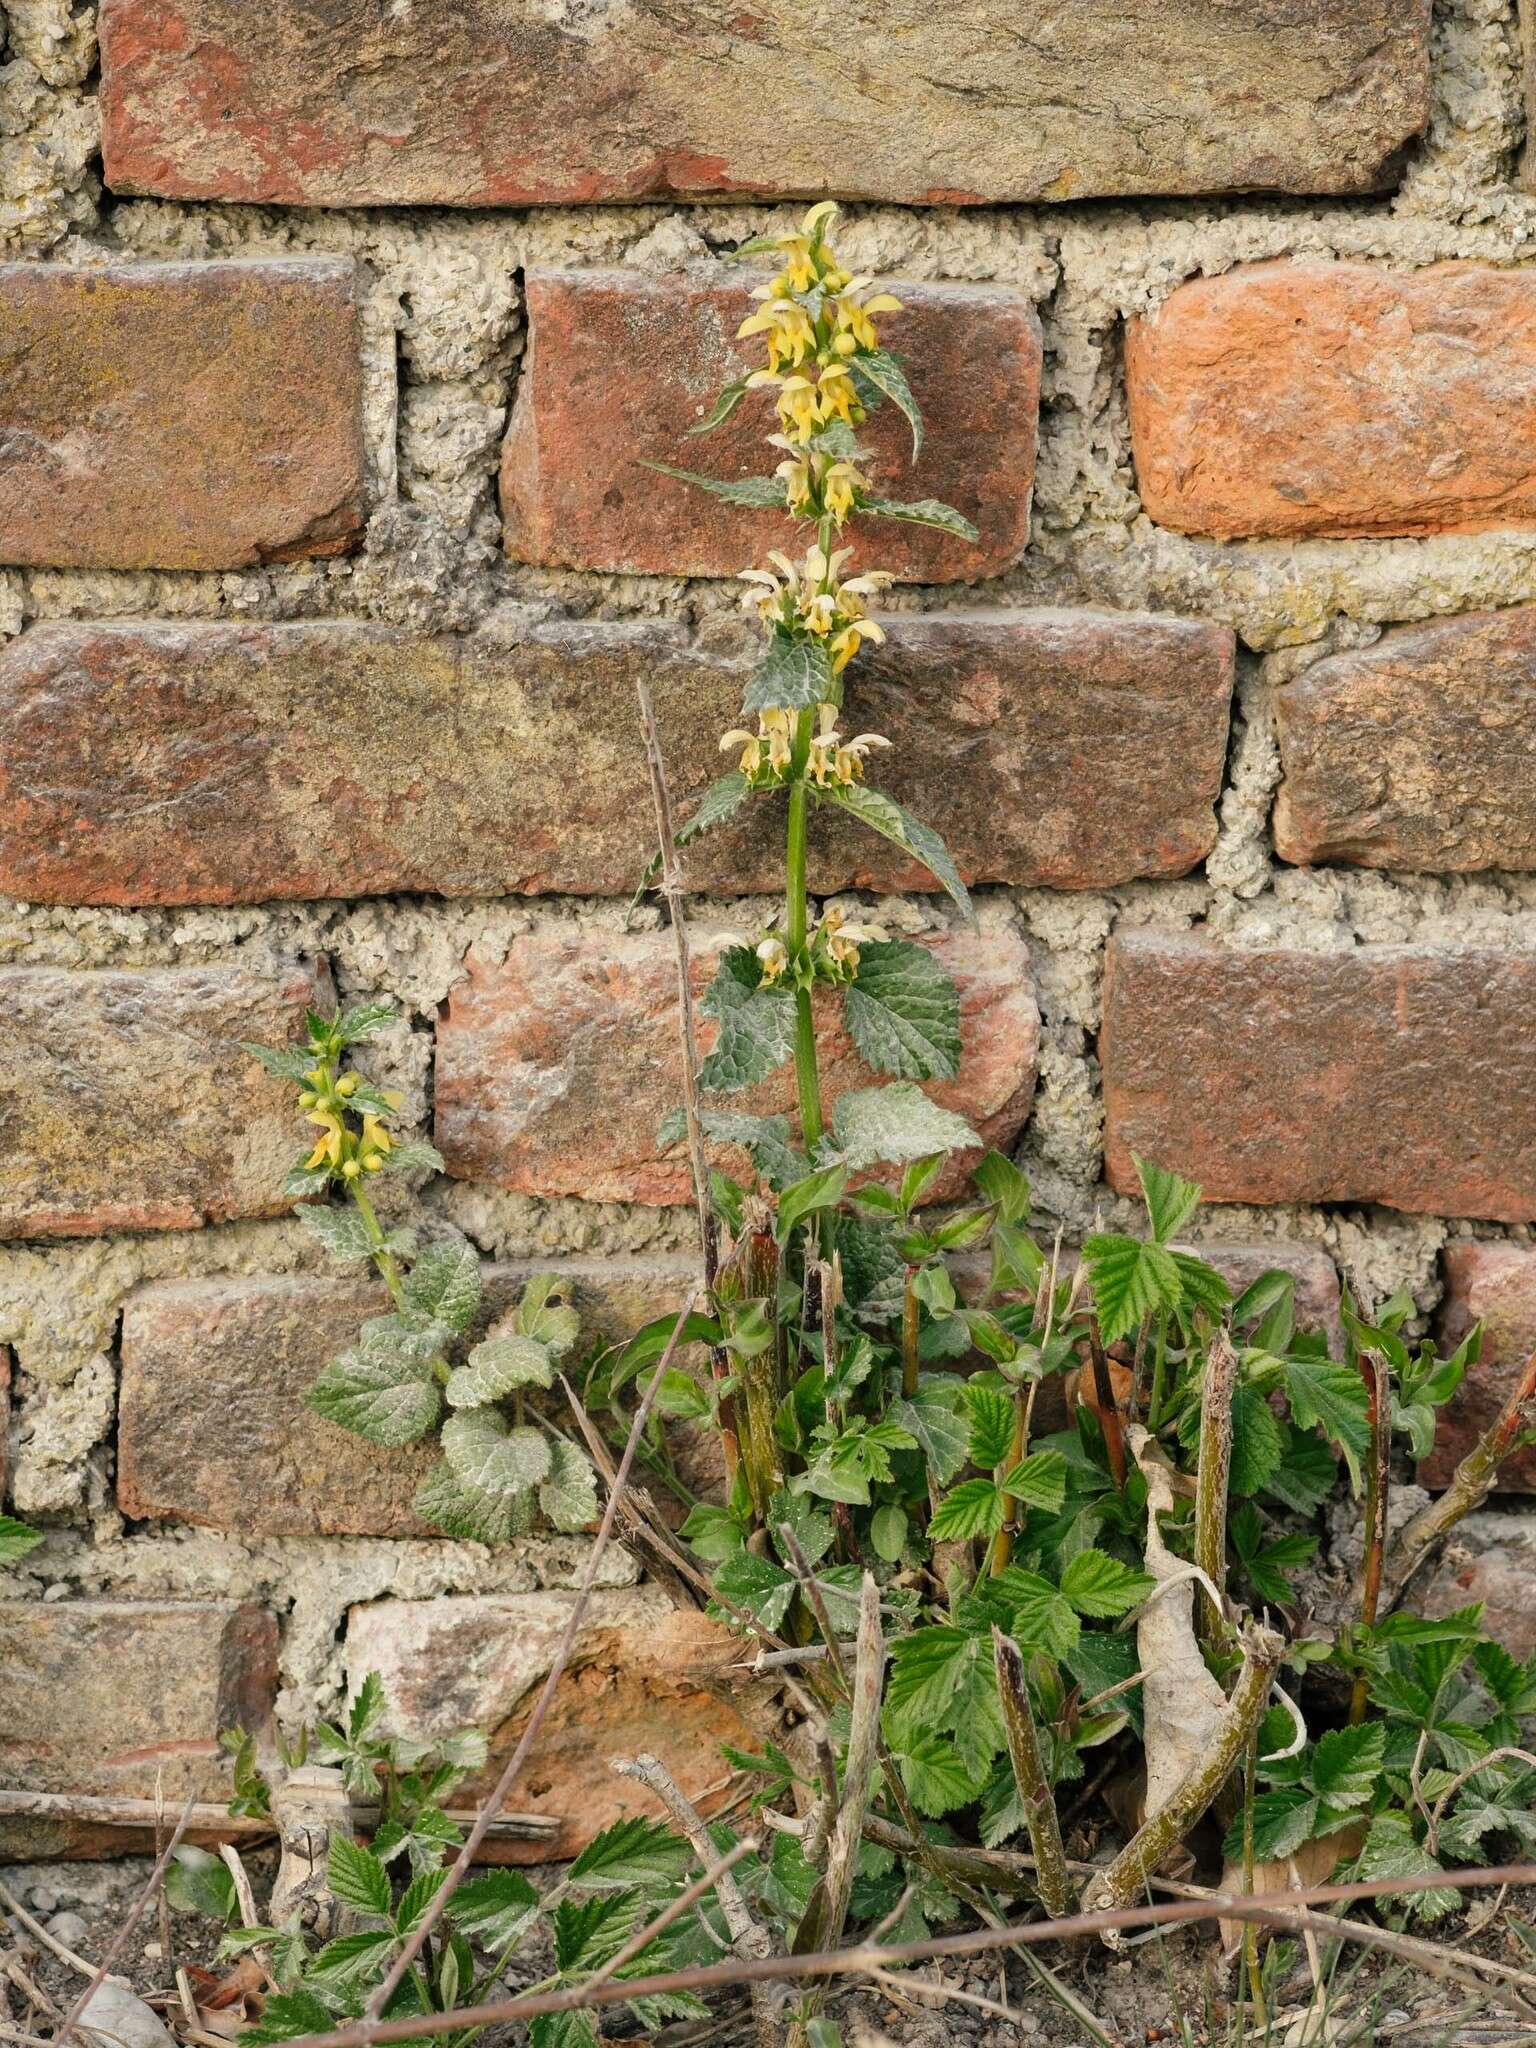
[28,1886,59,1913]
[49,1911,91,1949]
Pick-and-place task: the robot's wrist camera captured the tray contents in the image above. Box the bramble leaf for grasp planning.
[1059,1548,1154,1619]
[326,1831,392,1918]
[0,1516,43,1567]
[928,1478,1005,1542]
[1283,1355,1371,1493]
[568,1815,692,1891]
[1135,1156,1202,1244]
[1081,1233,1183,1346]
[447,1868,541,1947]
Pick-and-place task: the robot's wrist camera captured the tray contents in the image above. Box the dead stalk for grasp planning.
[1383,1347,1536,1606]
[1080,1624,1285,1922]
[359,1290,702,2027]
[283,1862,1536,2048]
[1350,1344,1392,1724]
[635,675,739,1482]
[610,1754,776,2048]
[788,1576,884,2048]
[0,1885,96,1981]
[992,1629,1074,1918]
[1193,1328,1237,1646]
[55,1791,197,2048]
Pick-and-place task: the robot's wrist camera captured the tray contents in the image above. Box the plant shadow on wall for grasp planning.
[223,208,1536,2048]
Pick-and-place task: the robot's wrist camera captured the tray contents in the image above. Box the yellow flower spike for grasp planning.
[800,592,838,636]
[816,361,862,428]
[775,374,823,442]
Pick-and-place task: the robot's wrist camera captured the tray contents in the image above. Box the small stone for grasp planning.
[28,1886,59,1913]
[78,1980,174,2048]
[48,1911,90,1949]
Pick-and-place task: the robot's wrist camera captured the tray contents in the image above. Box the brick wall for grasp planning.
[3,0,1536,1858]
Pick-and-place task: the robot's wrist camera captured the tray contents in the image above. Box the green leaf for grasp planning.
[1283,1355,1371,1493]
[568,1816,692,1891]
[553,1891,649,1973]
[966,1384,1016,1469]
[677,771,754,847]
[1059,1549,1155,1618]
[819,781,973,923]
[777,1163,849,1241]
[441,1409,551,1498]
[972,1149,1030,1226]
[349,1670,385,1742]
[1221,1787,1319,1865]
[714,1550,797,1631]
[999,1449,1068,1516]
[850,349,923,457]
[336,1001,397,1044]
[309,1351,441,1448]
[445,1334,553,1408]
[240,1041,317,1082]
[381,1139,444,1175]
[1350,1815,1461,1922]
[240,1991,337,2045]
[698,947,798,1093]
[532,2015,599,2048]
[305,1927,397,1989]
[447,1868,540,1948]
[412,1460,528,1544]
[870,1503,908,1562]
[539,1437,599,1532]
[896,1734,978,1817]
[327,1831,392,1918]
[831,1083,979,1172]
[1135,1156,1202,1244]
[1171,1252,1232,1323]
[743,631,835,715]
[0,1516,43,1567]
[888,1384,970,1485]
[644,459,785,507]
[993,1567,1080,1660]
[1082,1234,1183,1347]
[680,1502,748,1563]
[1262,1426,1339,1515]
[928,1478,1005,1542]
[1310,1723,1386,1808]
[165,1846,238,1921]
[1228,1383,1287,1498]
[860,495,978,541]
[686,375,752,434]
[297,1203,376,1262]
[667,1108,808,1189]
[843,939,961,1082]
[514,1279,581,1357]
[403,1237,483,1333]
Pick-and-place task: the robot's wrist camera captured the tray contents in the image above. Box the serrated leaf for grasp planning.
[999,1449,1067,1516]
[677,770,754,847]
[861,495,978,541]
[1082,1233,1183,1346]
[1170,1251,1231,1323]
[447,1868,540,1947]
[819,781,973,922]
[403,1236,482,1333]
[441,1410,551,1498]
[413,1461,526,1543]
[382,1140,444,1175]
[553,1891,649,1973]
[830,1083,979,1173]
[1284,1355,1371,1493]
[532,2014,599,2048]
[993,1566,1081,1660]
[1229,1382,1287,1497]
[1135,1156,1202,1243]
[305,1928,397,1988]
[240,1990,337,2045]
[1059,1548,1155,1618]
[394,1866,451,1937]
[539,1437,599,1532]
[1221,1786,1319,1865]
[337,1001,397,1044]
[297,1203,376,1262]
[843,938,961,1081]
[0,1516,43,1567]
[568,1816,692,1891]
[327,1831,392,1918]
[1350,1815,1461,1922]
[698,946,798,1093]
[965,1384,1015,1469]
[928,1478,1005,1542]
[896,1733,977,1817]
[1311,1723,1385,1807]
[445,1334,553,1407]
[743,630,835,714]
[714,1550,797,1631]
[349,1670,385,1741]
[1262,1426,1339,1515]
[240,1041,316,1082]
[309,1351,440,1447]
[646,460,786,508]
[888,1384,970,1485]
[850,349,923,457]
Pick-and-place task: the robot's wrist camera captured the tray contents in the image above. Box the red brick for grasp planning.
[0,260,364,571]
[1101,934,1536,1222]
[1426,1243,1536,1492]
[0,959,329,1238]
[345,1592,765,1863]
[118,1257,701,1537]
[0,1599,277,1860]
[97,0,1429,208]
[500,269,1039,584]
[0,610,1233,907]
[1125,262,1536,542]
[435,926,1038,1206]
[1275,607,1536,873]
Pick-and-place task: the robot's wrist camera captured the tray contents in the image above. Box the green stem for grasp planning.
[351,1183,405,1308]
[785,762,824,1153]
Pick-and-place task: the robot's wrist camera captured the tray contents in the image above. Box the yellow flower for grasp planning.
[816,905,888,976]
[832,280,904,354]
[720,709,793,779]
[303,1110,346,1172]
[823,459,867,523]
[756,935,790,984]
[775,373,823,442]
[738,296,816,372]
[816,360,861,428]
[774,454,815,517]
[807,702,842,785]
[359,1114,394,1171]
[830,616,889,675]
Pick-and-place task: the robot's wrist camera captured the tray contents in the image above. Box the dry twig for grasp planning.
[55,1792,196,2048]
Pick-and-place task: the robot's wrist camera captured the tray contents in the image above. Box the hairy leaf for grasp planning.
[677,771,754,846]
[645,459,785,507]
[896,1734,978,1818]
[698,947,798,1093]
[819,781,973,923]
[539,1437,599,1532]
[1060,1548,1155,1618]
[298,1203,376,1262]
[843,938,961,1081]
[447,1868,541,1947]
[1310,1723,1385,1808]
[446,1335,554,1408]
[441,1410,552,1498]
[860,495,978,540]
[1135,1156,1202,1244]
[686,376,752,435]
[569,1815,692,1891]
[888,1383,970,1485]
[326,1831,392,1918]
[403,1237,483,1333]
[309,1351,441,1447]
[412,1461,529,1544]
[831,1083,979,1172]
[743,631,835,715]
[1081,1233,1183,1346]
[850,349,923,457]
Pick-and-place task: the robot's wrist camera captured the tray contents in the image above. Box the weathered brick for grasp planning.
[1125,262,1536,542]
[501,269,1039,584]
[0,1600,277,1860]
[1425,1243,1536,1492]
[0,610,1234,907]
[345,1590,764,1863]
[0,960,328,1239]
[98,0,1430,209]
[118,1257,700,1537]
[435,927,1038,1206]
[1101,934,1536,1221]
[1275,608,1536,873]
[0,260,365,571]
